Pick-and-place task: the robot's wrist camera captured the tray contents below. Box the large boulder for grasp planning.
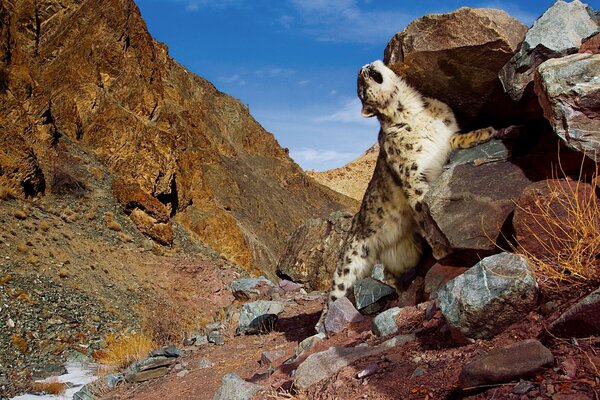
[549,288,600,338]
[422,140,533,261]
[276,211,353,291]
[438,252,538,340]
[535,53,600,160]
[500,0,600,102]
[384,7,527,128]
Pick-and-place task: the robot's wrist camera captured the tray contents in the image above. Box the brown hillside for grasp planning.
[308,144,378,203]
[0,0,354,275]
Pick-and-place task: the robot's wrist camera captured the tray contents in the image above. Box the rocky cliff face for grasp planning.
[0,0,352,275]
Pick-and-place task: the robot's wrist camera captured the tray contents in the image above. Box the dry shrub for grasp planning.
[14,209,27,220]
[40,220,50,232]
[104,212,122,232]
[16,241,27,253]
[11,334,28,353]
[141,299,192,347]
[97,333,155,370]
[514,166,600,291]
[33,378,66,395]
[50,163,88,197]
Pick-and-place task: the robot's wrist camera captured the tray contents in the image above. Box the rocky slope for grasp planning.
[0,0,353,277]
[307,144,379,203]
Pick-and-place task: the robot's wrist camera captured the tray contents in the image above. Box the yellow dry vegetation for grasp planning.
[97,333,156,370]
[33,378,67,395]
[514,163,600,290]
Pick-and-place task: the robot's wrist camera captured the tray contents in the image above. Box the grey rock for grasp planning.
[125,366,169,383]
[31,364,68,379]
[208,331,225,345]
[237,300,284,335]
[294,345,381,391]
[412,367,426,377]
[176,369,189,378]
[198,357,214,369]
[324,297,364,334]
[357,363,380,379]
[124,356,176,383]
[73,385,99,400]
[276,211,354,291]
[549,287,600,338]
[372,307,401,337]
[354,277,395,312]
[500,0,600,101]
[193,334,209,347]
[295,332,326,357]
[423,140,533,260]
[535,53,600,161]
[513,380,534,394]
[439,252,538,339]
[149,345,182,358]
[460,340,554,388]
[104,373,124,389]
[278,279,302,294]
[213,373,262,400]
[371,264,385,282]
[231,276,274,300]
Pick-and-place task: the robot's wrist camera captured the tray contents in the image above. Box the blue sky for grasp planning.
[135,0,599,171]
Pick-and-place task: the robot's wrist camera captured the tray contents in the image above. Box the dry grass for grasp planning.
[16,241,28,253]
[141,299,192,347]
[105,212,123,232]
[14,209,27,220]
[11,334,28,353]
[0,185,17,200]
[97,333,156,370]
[513,163,600,291]
[33,378,67,395]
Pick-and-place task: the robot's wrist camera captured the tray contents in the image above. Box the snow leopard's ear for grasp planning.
[361,104,376,117]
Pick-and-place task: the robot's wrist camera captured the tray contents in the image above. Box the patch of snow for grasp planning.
[11,362,98,400]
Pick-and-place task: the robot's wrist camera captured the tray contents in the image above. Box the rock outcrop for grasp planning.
[384,7,528,129]
[535,53,600,160]
[0,0,353,274]
[499,0,600,102]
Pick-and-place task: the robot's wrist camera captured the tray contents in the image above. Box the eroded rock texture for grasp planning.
[0,0,352,274]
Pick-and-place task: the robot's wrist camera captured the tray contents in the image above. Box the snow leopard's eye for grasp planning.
[369,69,383,84]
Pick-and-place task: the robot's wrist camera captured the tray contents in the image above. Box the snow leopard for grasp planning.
[316,60,507,333]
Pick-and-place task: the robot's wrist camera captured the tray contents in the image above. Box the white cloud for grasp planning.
[297,80,310,87]
[279,15,295,29]
[288,0,412,44]
[254,67,296,78]
[290,147,359,165]
[315,98,376,125]
[219,74,246,85]
[328,90,338,96]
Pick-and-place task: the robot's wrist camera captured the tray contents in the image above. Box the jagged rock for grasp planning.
[278,279,302,295]
[460,340,554,388]
[324,297,365,334]
[423,140,533,260]
[213,373,261,400]
[294,345,381,391]
[372,307,401,337]
[207,331,225,346]
[198,357,214,369]
[384,7,527,128]
[424,264,468,300]
[549,288,600,338]
[371,264,385,282]
[535,53,600,160]
[438,252,538,340]
[0,0,353,276]
[354,277,396,314]
[398,276,425,307]
[276,211,353,291]
[513,180,597,260]
[0,132,45,198]
[231,277,274,301]
[260,350,286,365]
[124,356,177,383]
[295,333,326,358]
[73,385,100,400]
[580,32,600,54]
[500,0,600,102]
[237,300,284,335]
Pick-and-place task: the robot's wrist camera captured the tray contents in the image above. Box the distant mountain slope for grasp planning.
[0,0,354,275]
[307,144,378,204]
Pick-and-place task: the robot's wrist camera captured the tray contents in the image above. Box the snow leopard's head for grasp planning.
[357,60,402,118]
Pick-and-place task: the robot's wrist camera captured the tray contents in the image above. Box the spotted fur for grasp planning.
[316,60,501,333]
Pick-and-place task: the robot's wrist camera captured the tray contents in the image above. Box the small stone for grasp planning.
[198,357,214,369]
[104,373,124,389]
[231,277,274,300]
[261,350,286,365]
[512,380,534,394]
[354,277,395,312]
[176,369,189,378]
[295,333,325,357]
[357,363,379,379]
[208,331,225,346]
[460,339,554,388]
[372,307,401,337]
[324,297,364,334]
[125,366,169,383]
[412,367,425,377]
[213,373,262,400]
[279,279,302,294]
[149,345,182,358]
[371,264,385,282]
[237,300,284,335]
[7,318,14,328]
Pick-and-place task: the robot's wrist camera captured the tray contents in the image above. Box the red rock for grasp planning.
[460,339,554,388]
[580,33,600,54]
[549,288,600,338]
[424,264,468,300]
[324,297,364,334]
